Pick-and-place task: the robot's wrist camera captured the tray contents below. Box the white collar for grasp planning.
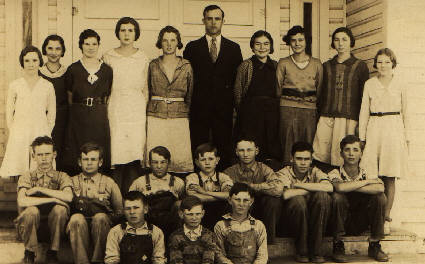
[199,171,218,182]
[183,224,202,236]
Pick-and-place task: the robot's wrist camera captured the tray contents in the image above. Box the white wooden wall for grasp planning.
[0,0,6,163]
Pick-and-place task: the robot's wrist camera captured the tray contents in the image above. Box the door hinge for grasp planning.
[72,6,78,16]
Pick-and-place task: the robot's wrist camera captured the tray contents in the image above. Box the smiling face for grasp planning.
[32,144,56,171]
[81,37,99,58]
[292,150,312,175]
[23,52,41,74]
[333,32,351,54]
[181,205,204,229]
[118,23,136,46]
[289,33,306,55]
[340,142,362,166]
[252,35,271,60]
[228,191,253,216]
[78,150,102,176]
[45,40,63,64]
[203,8,224,37]
[124,199,147,226]
[376,54,394,77]
[161,32,178,55]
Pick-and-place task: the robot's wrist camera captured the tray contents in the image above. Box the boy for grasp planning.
[67,142,123,264]
[186,143,233,229]
[224,138,282,244]
[105,191,166,264]
[328,135,388,262]
[129,146,185,238]
[16,136,73,264]
[276,141,333,263]
[214,182,268,264]
[168,196,216,264]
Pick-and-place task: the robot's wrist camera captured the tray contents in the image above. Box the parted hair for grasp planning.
[282,25,311,47]
[194,142,219,159]
[203,5,225,18]
[149,146,171,162]
[155,25,183,50]
[78,29,100,50]
[340,135,364,151]
[115,17,141,41]
[42,35,66,56]
[250,30,274,54]
[373,48,397,69]
[31,136,55,151]
[291,141,313,157]
[331,27,355,49]
[79,142,104,160]
[19,46,43,68]
[229,182,255,198]
[180,195,204,211]
[123,191,148,206]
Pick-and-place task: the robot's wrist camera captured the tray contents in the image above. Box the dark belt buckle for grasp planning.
[164,98,172,104]
[85,97,94,107]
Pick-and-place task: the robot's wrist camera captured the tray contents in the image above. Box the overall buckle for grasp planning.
[85,97,94,106]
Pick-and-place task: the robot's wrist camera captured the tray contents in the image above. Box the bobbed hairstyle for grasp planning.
[78,29,100,50]
[340,135,364,151]
[42,35,66,57]
[373,48,397,69]
[229,182,255,198]
[180,195,203,211]
[19,46,43,68]
[250,30,274,54]
[115,17,140,41]
[123,191,148,207]
[79,142,104,160]
[31,136,55,152]
[149,146,171,162]
[282,25,311,47]
[203,5,225,19]
[194,142,219,159]
[155,25,183,50]
[291,141,313,157]
[331,27,355,49]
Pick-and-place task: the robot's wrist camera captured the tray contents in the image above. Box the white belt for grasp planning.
[151,96,184,104]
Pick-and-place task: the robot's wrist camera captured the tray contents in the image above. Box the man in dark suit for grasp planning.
[183,5,243,170]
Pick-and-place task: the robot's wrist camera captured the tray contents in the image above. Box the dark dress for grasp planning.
[39,65,68,171]
[63,60,113,175]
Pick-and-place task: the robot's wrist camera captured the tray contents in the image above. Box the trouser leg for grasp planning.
[331,192,349,241]
[308,192,331,256]
[48,205,69,251]
[285,196,308,255]
[67,213,90,264]
[91,213,111,262]
[260,195,282,243]
[16,206,40,252]
[368,193,387,240]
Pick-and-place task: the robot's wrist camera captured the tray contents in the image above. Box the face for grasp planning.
[203,9,224,36]
[32,144,56,171]
[236,141,258,165]
[376,54,393,76]
[149,152,169,178]
[289,33,306,54]
[124,199,147,226]
[180,205,204,229]
[78,150,103,175]
[340,142,362,166]
[45,40,63,63]
[333,32,351,54]
[81,37,99,58]
[119,23,136,46]
[23,52,40,73]
[195,152,220,174]
[161,32,178,55]
[292,151,312,175]
[252,35,271,60]
[228,191,253,216]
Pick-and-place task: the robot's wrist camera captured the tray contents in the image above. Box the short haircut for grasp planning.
[235,136,257,148]
[123,191,148,206]
[194,142,218,159]
[19,46,43,68]
[331,27,355,49]
[115,17,141,41]
[203,5,225,19]
[291,141,313,157]
[340,135,364,151]
[78,29,100,50]
[250,30,274,54]
[180,195,203,211]
[155,25,183,50]
[42,35,66,56]
[229,182,255,198]
[373,48,397,69]
[79,142,104,160]
[149,146,171,162]
[282,25,311,47]
[31,136,55,152]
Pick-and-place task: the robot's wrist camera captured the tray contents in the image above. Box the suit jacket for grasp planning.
[183,36,243,121]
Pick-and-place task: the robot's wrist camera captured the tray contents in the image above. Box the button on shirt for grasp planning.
[17,169,72,191]
[328,166,383,184]
[224,161,277,185]
[206,34,222,57]
[183,224,203,241]
[185,172,233,193]
[276,166,330,188]
[105,221,166,264]
[214,214,268,264]
[129,173,185,199]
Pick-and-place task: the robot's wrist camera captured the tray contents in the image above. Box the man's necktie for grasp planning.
[210,37,218,63]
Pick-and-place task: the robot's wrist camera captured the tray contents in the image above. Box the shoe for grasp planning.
[294,254,310,263]
[46,249,59,264]
[368,242,389,262]
[311,256,325,263]
[333,240,348,263]
[23,250,35,264]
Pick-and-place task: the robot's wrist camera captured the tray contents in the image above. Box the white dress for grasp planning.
[103,49,149,165]
[359,75,409,179]
[0,77,56,177]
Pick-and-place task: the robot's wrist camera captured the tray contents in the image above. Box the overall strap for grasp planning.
[145,172,151,191]
[249,219,255,230]
[29,171,38,188]
[196,172,204,187]
[169,175,175,187]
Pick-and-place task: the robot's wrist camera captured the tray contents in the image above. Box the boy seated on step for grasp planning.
[105,191,166,264]
[186,143,233,230]
[168,195,217,264]
[129,146,185,239]
[328,135,388,263]
[214,182,268,264]
[276,141,333,263]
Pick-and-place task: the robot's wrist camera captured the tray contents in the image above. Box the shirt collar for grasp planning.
[35,168,55,179]
[82,173,101,183]
[199,171,218,182]
[150,173,171,182]
[126,221,149,232]
[339,166,367,181]
[39,64,67,78]
[288,166,312,183]
[237,161,258,174]
[183,224,202,236]
[205,34,222,45]
[222,213,255,222]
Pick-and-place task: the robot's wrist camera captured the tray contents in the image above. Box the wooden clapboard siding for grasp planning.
[48,0,57,35]
[279,0,290,56]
